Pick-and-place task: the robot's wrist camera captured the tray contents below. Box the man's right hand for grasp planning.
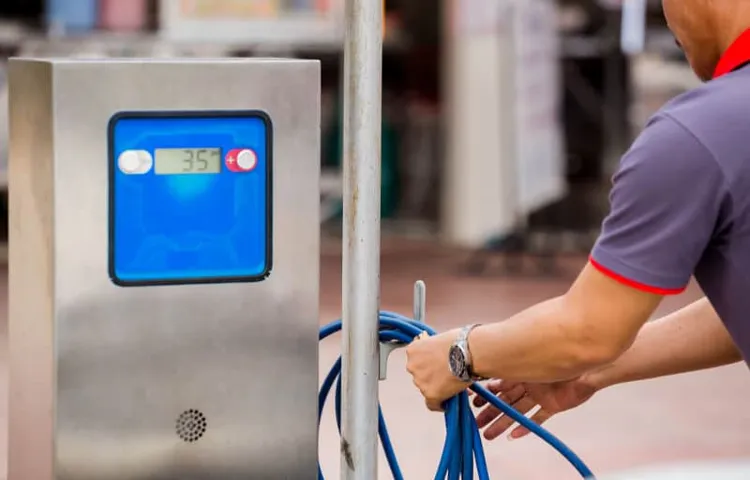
[471,377,598,440]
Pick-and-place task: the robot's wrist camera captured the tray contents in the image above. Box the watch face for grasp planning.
[449,345,465,376]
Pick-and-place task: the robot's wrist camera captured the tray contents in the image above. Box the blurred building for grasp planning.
[0,0,695,264]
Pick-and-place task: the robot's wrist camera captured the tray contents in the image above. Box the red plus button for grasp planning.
[225,148,258,172]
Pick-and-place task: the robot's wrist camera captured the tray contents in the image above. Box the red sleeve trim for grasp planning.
[588,257,686,296]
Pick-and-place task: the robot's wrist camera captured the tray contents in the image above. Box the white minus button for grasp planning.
[118,150,153,174]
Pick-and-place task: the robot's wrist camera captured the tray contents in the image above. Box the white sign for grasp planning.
[0,61,7,188]
[621,0,647,54]
[453,0,510,35]
[158,0,344,45]
[511,0,566,212]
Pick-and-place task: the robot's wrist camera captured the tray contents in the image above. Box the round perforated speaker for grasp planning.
[176,409,207,443]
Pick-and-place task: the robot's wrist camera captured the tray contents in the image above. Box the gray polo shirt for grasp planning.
[590,32,750,363]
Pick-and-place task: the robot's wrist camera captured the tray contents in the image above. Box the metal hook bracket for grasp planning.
[378,280,426,381]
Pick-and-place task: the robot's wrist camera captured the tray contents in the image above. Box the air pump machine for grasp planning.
[7,56,598,480]
[8,58,321,479]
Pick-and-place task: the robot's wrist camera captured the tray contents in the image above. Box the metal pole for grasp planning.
[340,0,383,477]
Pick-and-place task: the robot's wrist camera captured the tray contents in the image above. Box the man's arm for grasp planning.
[406,114,731,410]
[406,264,665,410]
[470,113,731,383]
[585,297,742,390]
[470,297,741,441]
[469,262,663,383]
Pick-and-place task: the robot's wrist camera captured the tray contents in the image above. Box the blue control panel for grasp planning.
[108,111,272,286]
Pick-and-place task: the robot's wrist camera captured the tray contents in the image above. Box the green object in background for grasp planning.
[323,101,399,219]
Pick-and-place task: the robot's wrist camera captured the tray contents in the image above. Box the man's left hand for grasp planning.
[405,329,471,411]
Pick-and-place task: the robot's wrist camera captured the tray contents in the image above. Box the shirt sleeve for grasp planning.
[590,113,729,295]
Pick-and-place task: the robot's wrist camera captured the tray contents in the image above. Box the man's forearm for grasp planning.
[585,297,742,391]
[470,296,625,383]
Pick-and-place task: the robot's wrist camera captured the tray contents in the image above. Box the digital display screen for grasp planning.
[110,111,271,286]
[154,148,221,174]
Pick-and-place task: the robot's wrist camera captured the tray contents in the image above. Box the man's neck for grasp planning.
[717,13,750,54]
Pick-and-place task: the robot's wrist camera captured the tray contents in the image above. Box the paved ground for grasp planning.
[0,237,748,478]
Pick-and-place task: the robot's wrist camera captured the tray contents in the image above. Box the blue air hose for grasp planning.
[318,310,596,480]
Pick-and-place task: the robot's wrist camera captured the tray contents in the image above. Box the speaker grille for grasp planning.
[176,409,207,443]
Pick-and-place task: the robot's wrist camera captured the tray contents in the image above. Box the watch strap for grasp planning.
[457,323,484,381]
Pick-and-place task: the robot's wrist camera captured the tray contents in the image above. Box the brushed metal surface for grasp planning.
[8,58,320,480]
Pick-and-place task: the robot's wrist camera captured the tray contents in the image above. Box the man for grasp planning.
[405,0,750,442]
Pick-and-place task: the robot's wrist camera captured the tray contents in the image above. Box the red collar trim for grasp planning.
[714,29,750,79]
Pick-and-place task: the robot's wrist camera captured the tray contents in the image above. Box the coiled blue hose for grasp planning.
[318,311,596,480]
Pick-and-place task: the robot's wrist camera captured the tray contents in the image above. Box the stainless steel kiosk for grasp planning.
[8,58,321,480]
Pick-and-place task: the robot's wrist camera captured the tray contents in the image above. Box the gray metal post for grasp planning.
[340,0,383,477]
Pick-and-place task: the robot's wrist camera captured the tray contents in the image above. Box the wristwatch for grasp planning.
[448,324,484,382]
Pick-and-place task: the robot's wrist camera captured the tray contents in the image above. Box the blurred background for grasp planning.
[0,0,701,258]
[0,1,747,479]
